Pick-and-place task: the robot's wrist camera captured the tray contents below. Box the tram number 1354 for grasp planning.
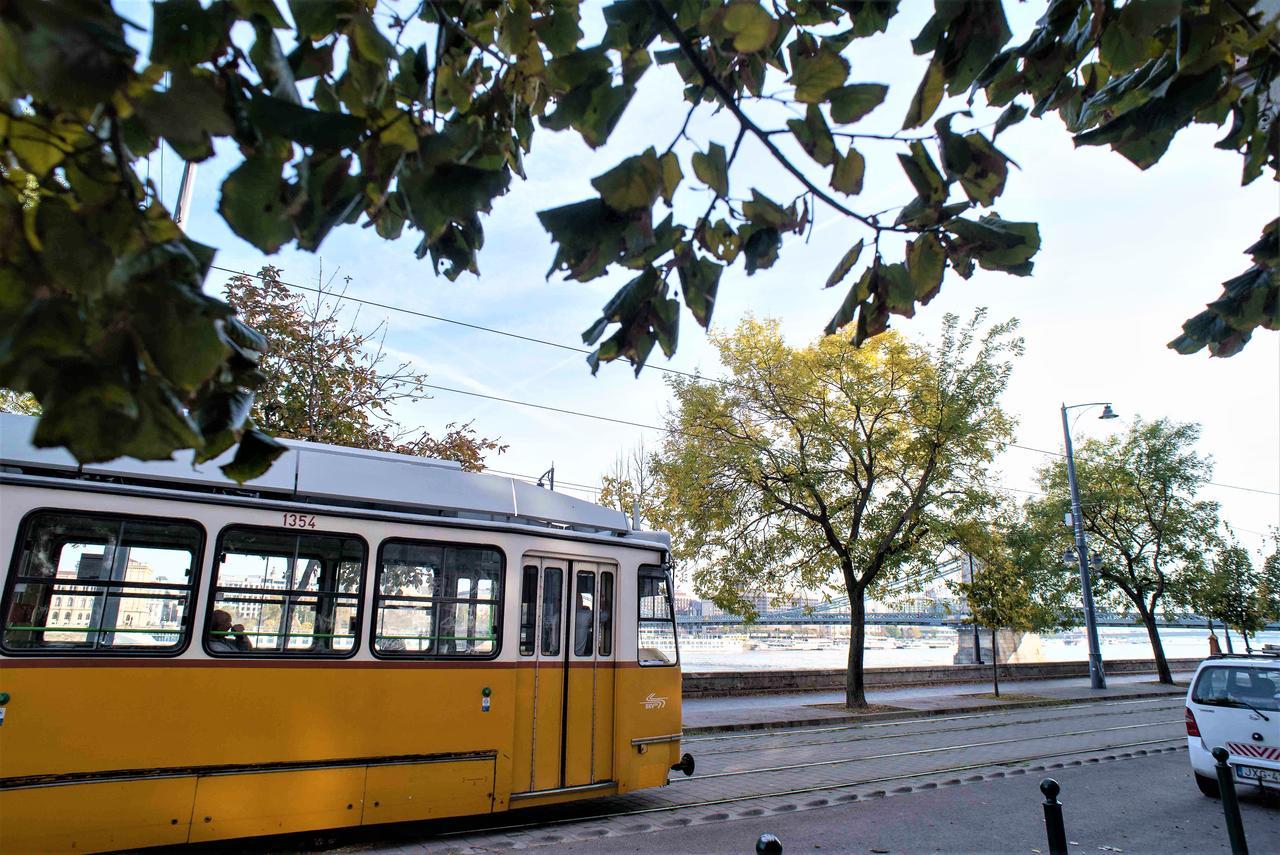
[281,512,317,529]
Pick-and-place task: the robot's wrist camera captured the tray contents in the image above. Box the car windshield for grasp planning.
[1191,665,1280,712]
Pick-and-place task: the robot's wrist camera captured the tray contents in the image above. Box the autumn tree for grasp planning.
[225,265,504,470]
[1025,418,1219,684]
[654,312,1020,707]
[2,2,1276,478]
[947,508,1076,696]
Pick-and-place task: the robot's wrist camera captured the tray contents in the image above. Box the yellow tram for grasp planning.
[0,414,690,852]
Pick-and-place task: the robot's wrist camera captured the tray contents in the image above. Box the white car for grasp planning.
[1185,652,1280,797]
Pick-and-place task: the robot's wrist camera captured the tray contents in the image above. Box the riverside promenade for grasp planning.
[683,664,1197,733]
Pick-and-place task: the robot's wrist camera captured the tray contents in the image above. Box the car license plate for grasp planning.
[1235,764,1280,784]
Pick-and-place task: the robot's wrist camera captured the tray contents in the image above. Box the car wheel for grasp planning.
[1195,773,1220,798]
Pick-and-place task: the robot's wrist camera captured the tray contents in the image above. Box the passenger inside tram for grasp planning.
[208,608,253,652]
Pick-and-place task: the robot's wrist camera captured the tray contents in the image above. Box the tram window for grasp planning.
[541,567,562,656]
[519,565,537,656]
[208,528,364,656]
[638,565,678,666]
[573,571,595,656]
[1,512,201,654]
[598,571,614,657]
[375,540,503,658]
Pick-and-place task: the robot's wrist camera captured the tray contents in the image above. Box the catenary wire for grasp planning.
[216,266,1280,499]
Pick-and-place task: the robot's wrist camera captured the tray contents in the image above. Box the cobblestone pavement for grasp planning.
[328,696,1190,854]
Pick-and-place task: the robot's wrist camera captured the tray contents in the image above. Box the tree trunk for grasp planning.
[991,628,1000,697]
[1224,626,1235,654]
[1140,609,1173,684]
[1243,631,1252,654]
[846,591,867,708]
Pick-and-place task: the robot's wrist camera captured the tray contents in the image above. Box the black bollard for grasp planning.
[1212,747,1249,855]
[1039,778,1069,855]
[756,833,783,854]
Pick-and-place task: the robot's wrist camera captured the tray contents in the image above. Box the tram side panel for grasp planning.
[0,487,521,851]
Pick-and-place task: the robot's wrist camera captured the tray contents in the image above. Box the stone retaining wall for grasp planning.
[681,657,1202,698]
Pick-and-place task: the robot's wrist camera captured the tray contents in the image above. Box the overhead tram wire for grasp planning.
[215,266,1280,500]
[208,264,726,390]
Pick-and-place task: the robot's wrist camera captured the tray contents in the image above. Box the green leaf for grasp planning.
[936,117,1010,207]
[721,1,778,53]
[136,68,235,162]
[659,151,682,204]
[230,0,290,28]
[678,255,722,327]
[903,56,944,129]
[947,215,1041,274]
[906,233,945,301]
[218,154,294,253]
[221,428,288,483]
[288,0,352,41]
[692,142,729,197]
[880,262,916,316]
[151,0,227,66]
[831,147,865,195]
[248,94,365,149]
[352,12,396,63]
[824,265,874,334]
[897,141,948,203]
[824,239,864,289]
[992,102,1028,140]
[742,225,781,273]
[787,104,836,166]
[592,147,663,211]
[789,46,849,103]
[828,83,888,124]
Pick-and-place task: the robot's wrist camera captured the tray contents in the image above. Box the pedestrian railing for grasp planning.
[754,763,1257,855]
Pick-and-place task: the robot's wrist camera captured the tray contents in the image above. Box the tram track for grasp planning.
[688,698,1182,757]
[435,736,1187,841]
[684,695,1178,746]
[681,718,1183,780]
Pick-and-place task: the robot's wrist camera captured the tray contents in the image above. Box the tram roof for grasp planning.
[0,414,668,546]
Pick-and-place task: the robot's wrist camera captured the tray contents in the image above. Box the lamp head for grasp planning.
[1099,404,1118,420]
[1062,548,1078,567]
[1090,554,1103,570]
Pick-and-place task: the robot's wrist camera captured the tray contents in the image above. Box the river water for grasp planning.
[678,625,1280,672]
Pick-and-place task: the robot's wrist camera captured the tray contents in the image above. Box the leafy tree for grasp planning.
[1025,418,1219,684]
[1,1,1276,477]
[225,265,505,470]
[653,311,1020,707]
[1178,533,1280,651]
[948,508,1076,696]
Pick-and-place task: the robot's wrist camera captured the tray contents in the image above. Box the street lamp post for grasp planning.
[1060,402,1117,690]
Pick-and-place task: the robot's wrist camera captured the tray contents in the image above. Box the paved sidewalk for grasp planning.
[683,670,1193,732]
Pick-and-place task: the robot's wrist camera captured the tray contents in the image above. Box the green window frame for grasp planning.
[1,510,203,655]
[205,526,365,657]
[373,539,503,659]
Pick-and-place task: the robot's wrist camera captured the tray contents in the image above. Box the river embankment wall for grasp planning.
[681,657,1203,698]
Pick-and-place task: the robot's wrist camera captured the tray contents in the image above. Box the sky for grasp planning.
[120,1,1280,555]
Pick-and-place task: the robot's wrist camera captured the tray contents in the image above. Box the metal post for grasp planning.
[1039,778,1069,855]
[1062,404,1106,689]
[1212,747,1249,854]
[174,161,197,230]
[756,834,783,854]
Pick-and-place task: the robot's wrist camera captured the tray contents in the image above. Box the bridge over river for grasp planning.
[675,597,1280,630]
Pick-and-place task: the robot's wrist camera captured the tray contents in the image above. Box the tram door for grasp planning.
[518,557,616,793]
